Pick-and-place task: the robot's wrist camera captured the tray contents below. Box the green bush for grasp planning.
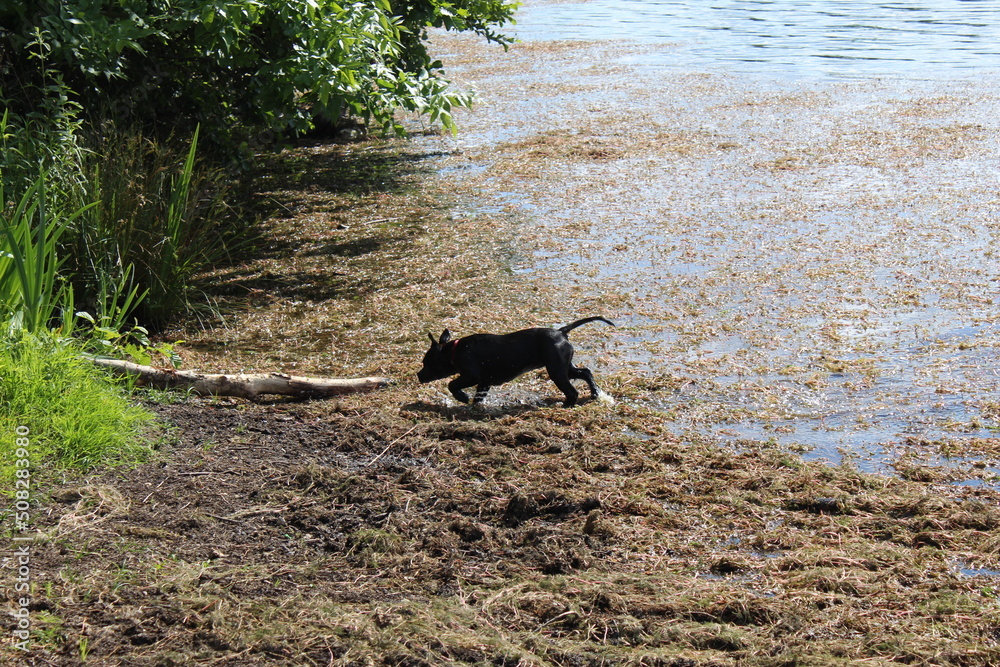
[0,0,519,149]
[0,332,154,485]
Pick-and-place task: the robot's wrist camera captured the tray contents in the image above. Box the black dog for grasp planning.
[417,317,615,407]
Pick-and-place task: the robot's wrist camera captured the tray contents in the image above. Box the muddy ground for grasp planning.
[5,132,1000,665]
[7,7,1000,666]
[9,384,1000,666]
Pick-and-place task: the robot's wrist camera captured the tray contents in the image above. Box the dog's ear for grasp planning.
[427,332,437,347]
[439,329,452,345]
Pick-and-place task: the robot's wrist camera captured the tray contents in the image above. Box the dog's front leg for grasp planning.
[447,377,474,404]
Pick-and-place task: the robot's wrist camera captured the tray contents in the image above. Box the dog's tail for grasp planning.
[559,316,616,335]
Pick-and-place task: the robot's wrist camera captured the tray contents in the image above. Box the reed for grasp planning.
[0,174,94,334]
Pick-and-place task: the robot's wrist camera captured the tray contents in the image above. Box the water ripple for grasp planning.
[514,0,1000,79]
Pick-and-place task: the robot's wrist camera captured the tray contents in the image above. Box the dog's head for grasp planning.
[417,329,456,383]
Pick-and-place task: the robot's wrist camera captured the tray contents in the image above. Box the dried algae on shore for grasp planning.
[419,29,1000,477]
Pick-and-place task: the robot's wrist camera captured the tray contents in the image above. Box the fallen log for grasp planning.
[90,357,391,400]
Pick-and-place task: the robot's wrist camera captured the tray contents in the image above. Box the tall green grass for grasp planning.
[0,111,158,487]
[0,81,241,486]
[0,332,154,485]
[0,116,239,485]
[68,124,239,325]
[0,92,86,201]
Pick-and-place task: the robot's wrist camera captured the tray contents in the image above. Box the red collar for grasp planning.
[446,339,459,363]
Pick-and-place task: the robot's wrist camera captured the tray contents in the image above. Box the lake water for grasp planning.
[513,0,1000,79]
[426,0,1000,482]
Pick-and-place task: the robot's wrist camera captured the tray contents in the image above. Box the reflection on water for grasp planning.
[515,0,1000,78]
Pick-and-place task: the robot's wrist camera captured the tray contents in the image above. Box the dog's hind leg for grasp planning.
[547,365,580,408]
[473,385,492,404]
[569,365,600,397]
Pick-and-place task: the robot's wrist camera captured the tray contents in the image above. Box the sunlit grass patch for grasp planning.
[0,332,154,485]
